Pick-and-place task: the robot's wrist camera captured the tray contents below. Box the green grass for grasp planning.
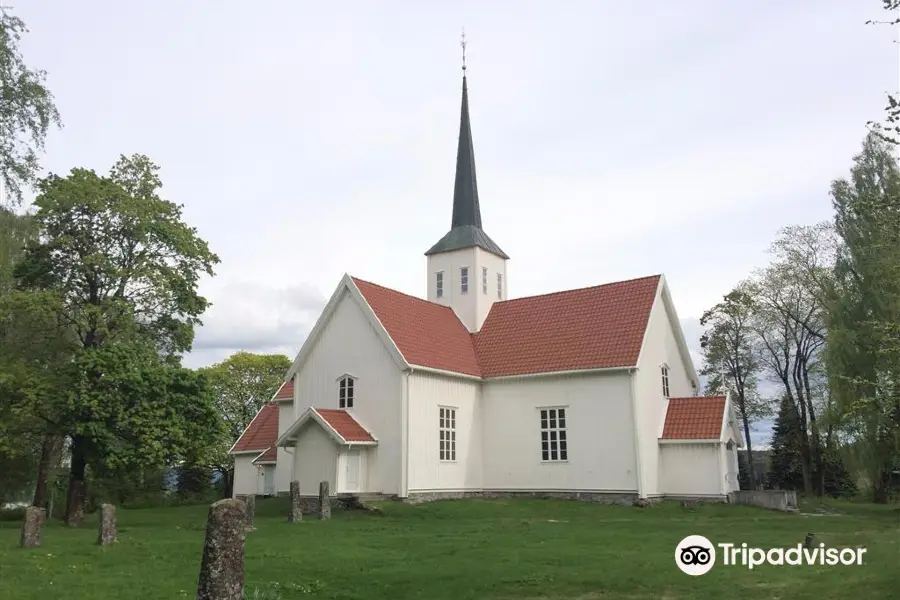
[1,497,898,599]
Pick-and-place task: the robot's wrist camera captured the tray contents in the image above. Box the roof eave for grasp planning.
[485,365,636,381]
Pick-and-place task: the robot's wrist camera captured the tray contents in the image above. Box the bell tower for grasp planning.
[425,34,508,333]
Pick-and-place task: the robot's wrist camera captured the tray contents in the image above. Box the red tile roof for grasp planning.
[316,409,376,443]
[231,403,279,453]
[272,379,293,401]
[474,276,660,377]
[661,396,727,440]
[253,447,277,463]
[352,274,660,378]
[352,278,482,376]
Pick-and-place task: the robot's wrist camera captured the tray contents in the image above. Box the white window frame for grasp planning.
[538,407,568,462]
[338,375,355,409]
[481,266,488,294]
[435,271,444,299]
[497,272,503,299]
[439,406,457,461]
[661,363,670,398]
[460,267,469,295]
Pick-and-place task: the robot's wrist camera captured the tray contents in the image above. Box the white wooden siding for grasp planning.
[634,283,696,497]
[407,372,483,492]
[292,289,403,494]
[426,246,507,333]
[273,402,295,494]
[231,455,258,497]
[291,423,338,496]
[481,372,639,492]
[659,443,723,497]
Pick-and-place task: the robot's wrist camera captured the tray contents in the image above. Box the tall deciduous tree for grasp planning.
[0,8,61,204]
[14,154,221,523]
[828,132,900,503]
[750,264,828,495]
[198,351,292,497]
[0,206,66,508]
[700,285,766,489]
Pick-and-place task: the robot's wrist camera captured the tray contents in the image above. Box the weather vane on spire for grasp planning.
[461,27,467,72]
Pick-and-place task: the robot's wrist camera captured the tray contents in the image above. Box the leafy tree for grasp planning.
[198,351,292,497]
[827,132,900,503]
[14,154,221,523]
[0,8,61,204]
[700,285,767,489]
[0,287,71,508]
[750,225,834,495]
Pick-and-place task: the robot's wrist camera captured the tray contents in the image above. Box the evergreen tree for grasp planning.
[767,395,804,490]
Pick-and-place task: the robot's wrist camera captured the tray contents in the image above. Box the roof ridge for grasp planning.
[491,274,662,306]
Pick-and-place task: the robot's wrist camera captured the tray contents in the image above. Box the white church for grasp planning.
[230,69,743,504]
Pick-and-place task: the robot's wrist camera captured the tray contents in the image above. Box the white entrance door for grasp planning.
[263,466,275,496]
[345,450,360,492]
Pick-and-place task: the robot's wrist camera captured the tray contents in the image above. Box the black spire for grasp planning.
[425,49,508,259]
[450,74,482,229]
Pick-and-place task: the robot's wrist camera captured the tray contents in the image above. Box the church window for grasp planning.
[497,273,503,299]
[439,407,456,461]
[339,376,354,409]
[460,267,469,294]
[539,408,567,461]
[482,266,488,294]
[661,365,670,398]
[436,271,444,298]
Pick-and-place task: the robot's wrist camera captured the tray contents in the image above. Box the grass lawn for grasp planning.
[1,497,898,599]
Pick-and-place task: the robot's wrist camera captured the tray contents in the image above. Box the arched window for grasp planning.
[338,375,355,409]
[660,363,670,398]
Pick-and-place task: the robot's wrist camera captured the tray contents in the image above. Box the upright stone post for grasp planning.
[196,499,246,600]
[318,481,330,520]
[235,494,255,531]
[288,481,302,522]
[98,503,117,546]
[19,507,46,548]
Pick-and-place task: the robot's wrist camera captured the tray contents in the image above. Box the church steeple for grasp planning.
[425,42,508,260]
[425,36,510,334]
[450,74,482,230]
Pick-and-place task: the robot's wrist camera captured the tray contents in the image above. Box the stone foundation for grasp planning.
[403,490,640,506]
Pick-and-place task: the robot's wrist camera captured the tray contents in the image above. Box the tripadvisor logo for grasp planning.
[675,535,867,576]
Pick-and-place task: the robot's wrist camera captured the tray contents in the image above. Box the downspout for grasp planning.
[629,368,645,499]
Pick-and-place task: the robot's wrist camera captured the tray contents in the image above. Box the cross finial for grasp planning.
[460,28,467,72]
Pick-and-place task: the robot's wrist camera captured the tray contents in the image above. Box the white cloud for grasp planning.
[16,0,896,371]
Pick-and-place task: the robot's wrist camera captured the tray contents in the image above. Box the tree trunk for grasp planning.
[800,360,825,496]
[223,468,234,499]
[735,390,757,490]
[64,436,88,526]
[32,435,60,510]
[872,470,890,504]
[742,422,756,490]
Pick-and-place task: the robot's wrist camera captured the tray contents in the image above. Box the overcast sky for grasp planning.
[14,2,898,444]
